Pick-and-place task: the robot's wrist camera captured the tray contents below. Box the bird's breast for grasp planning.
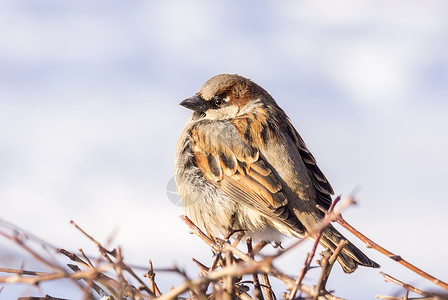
[174,123,237,236]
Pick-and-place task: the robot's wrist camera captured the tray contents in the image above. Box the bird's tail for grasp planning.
[319,225,380,273]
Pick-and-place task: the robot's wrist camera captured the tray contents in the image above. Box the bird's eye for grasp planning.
[214,97,224,107]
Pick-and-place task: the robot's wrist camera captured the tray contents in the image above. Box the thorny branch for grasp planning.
[289,195,343,300]
[324,210,448,291]
[1,195,447,299]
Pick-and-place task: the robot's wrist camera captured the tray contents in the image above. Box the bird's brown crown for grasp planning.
[198,74,269,107]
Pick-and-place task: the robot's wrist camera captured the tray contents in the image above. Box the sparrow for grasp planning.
[174,74,379,273]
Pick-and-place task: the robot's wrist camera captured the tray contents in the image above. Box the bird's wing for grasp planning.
[190,121,305,234]
[286,123,334,210]
[231,106,334,211]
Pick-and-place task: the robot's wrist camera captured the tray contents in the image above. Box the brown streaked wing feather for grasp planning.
[247,167,281,194]
[190,121,305,234]
[232,105,334,210]
[219,152,237,176]
[285,121,334,209]
[207,153,223,181]
[250,159,271,176]
[220,171,304,233]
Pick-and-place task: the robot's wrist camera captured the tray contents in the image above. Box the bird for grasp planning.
[174,74,379,273]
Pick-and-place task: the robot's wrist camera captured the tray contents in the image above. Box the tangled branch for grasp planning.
[1,196,447,299]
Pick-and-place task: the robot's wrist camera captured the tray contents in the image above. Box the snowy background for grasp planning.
[1,0,447,298]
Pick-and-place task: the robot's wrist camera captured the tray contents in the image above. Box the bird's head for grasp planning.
[180,74,274,121]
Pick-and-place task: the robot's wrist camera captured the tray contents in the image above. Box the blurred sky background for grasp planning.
[1,0,447,298]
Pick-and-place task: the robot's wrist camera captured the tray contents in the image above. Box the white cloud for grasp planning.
[137,1,217,50]
[0,6,136,64]
[272,0,448,106]
[323,41,410,104]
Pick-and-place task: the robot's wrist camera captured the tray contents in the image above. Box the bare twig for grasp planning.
[252,241,269,256]
[180,215,339,299]
[57,248,90,269]
[60,247,118,298]
[376,295,448,300]
[0,230,65,273]
[314,251,332,300]
[144,260,162,297]
[66,264,107,297]
[0,264,112,285]
[0,268,50,277]
[333,215,448,291]
[4,190,444,300]
[224,250,235,300]
[274,196,355,259]
[315,240,348,297]
[380,272,436,297]
[71,221,153,296]
[78,248,94,269]
[17,295,70,300]
[289,230,323,300]
[180,216,217,251]
[247,237,263,300]
[232,232,246,247]
[260,273,275,300]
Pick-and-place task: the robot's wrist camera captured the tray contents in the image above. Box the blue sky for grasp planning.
[1,1,447,298]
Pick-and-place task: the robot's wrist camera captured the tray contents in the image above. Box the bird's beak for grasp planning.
[179,95,208,112]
